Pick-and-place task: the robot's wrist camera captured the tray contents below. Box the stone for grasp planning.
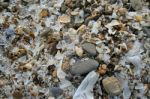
[71,59,99,75]
[50,87,63,98]
[82,43,96,56]
[102,76,123,96]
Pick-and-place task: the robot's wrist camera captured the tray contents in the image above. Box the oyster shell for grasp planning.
[102,76,123,96]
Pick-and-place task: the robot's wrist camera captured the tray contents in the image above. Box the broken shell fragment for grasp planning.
[39,9,49,18]
[118,8,127,15]
[13,90,23,99]
[130,0,143,11]
[102,76,123,96]
[19,63,32,71]
[52,69,57,78]
[0,79,8,86]
[135,15,143,22]
[75,46,83,57]
[97,64,107,75]
[61,57,70,72]
[58,15,71,23]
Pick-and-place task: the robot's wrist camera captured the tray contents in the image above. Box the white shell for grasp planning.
[58,15,71,23]
[75,46,83,57]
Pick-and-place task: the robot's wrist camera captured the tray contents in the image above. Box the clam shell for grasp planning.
[102,76,123,96]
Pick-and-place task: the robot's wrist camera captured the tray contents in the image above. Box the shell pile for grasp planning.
[0,0,150,99]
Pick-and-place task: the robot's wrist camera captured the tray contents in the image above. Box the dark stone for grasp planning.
[82,43,96,56]
[50,87,63,98]
[71,59,99,75]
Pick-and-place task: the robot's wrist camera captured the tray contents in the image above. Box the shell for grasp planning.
[19,63,32,71]
[61,57,70,72]
[130,0,143,11]
[39,9,49,18]
[118,8,127,15]
[13,90,23,99]
[102,76,123,96]
[58,15,71,23]
[48,97,55,99]
[135,15,143,22]
[0,79,8,86]
[97,64,107,75]
[52,69,57,78]
[75,46,83,57]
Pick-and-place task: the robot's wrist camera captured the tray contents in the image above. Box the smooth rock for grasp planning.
[50,87,63,98]
[71,59,99,75]
[102,76,123,96]
[82,43,96,56]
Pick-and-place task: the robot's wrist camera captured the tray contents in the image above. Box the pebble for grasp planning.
[50,87,63,98]
[71,59,99,75]
[82,43,96,56]
[102,76,123,96]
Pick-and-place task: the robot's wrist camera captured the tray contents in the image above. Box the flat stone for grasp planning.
[102,76,123,96]
[50,87,63,98]
[82,43,96,56]
[71,59,99,75]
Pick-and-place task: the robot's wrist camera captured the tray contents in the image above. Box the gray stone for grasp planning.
[50,87,63,98]
[71,59,99,75]
[82,43,96,56]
